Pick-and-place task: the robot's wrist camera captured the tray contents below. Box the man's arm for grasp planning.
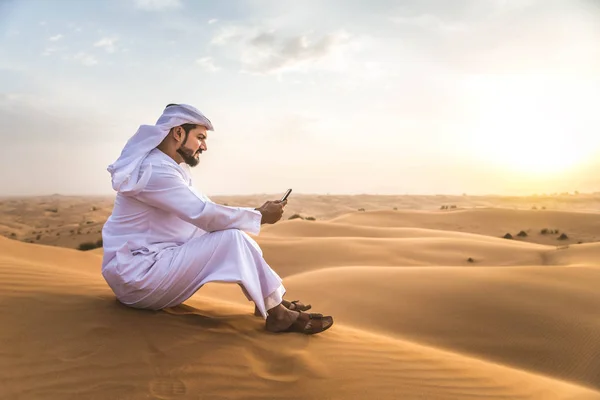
[134,164,262,234]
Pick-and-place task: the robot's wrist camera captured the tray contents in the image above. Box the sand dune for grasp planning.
[283,266,600,391]
[331,208,600,245]
[255,235,548,277]
[1,242,598,400]
[1,197,600,399]
[3,194,600,249]
[546,242,600,267]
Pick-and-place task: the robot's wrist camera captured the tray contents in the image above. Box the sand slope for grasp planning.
[330,208,600,245]
[3,194,600,249]
[2,204,600,399]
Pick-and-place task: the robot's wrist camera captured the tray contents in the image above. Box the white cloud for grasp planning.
[196,57,220,72]
[208,19,218,25]
[49,34,63,41]
[94,37,118,53]
[210,24,356,75]
[210,25,245,46]
[390,14,467,33]
[74,52,98,66]
[42,47,57,56]
[133,0,182,11]
[241,30,353,74]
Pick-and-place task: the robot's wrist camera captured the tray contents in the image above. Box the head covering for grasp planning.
[107,103,213,195]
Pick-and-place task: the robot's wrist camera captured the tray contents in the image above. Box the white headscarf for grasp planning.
[107,103,214,195]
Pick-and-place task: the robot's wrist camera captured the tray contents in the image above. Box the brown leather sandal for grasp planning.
[254,299,312,316]
[284,299,312,312]
[282,312,334,335]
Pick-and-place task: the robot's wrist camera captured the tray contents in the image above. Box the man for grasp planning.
[101,103,333,335]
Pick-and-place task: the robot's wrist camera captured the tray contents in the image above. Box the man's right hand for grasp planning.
[255,200,287,225]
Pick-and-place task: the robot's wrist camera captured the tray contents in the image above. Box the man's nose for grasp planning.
[200,142,207,151]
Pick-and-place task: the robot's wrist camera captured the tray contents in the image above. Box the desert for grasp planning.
[1,193,599,399]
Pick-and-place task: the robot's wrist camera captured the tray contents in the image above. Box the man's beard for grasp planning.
[177,145,201,167]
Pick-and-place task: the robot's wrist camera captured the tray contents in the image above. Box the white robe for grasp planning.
[101,148,285,318]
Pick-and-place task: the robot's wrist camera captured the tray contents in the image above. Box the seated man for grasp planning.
[101,103,333,335]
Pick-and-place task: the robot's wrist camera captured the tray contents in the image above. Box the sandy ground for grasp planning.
[1,194,599,399]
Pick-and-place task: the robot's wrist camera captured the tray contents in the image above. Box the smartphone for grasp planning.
[280,188,292,202]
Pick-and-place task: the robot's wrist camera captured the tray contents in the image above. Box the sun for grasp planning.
[473,128,584,176]
[466,101,591,177]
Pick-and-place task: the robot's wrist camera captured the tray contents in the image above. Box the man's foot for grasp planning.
[265,309,334,335]
[254,299,311,316]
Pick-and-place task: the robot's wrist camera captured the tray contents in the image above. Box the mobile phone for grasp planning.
[281,189,292,202]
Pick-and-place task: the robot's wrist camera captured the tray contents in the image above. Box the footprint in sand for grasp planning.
[149,378,187,399]
[58,326,112,362]
[242,335,330,382]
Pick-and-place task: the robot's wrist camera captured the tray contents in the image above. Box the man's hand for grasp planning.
[255,200,287,225]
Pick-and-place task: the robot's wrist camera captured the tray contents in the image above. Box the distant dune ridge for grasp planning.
[1,194,600,399]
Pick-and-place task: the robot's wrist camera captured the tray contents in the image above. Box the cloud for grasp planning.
[241,31,351,74]
[94,37,118,53]
[390,14,467,32]
[49,34,63,41]
[210,25,244,46]
[73,52,97,66]
[195,57,220,72]
[42,47,58,56]
[208,18,218,24]
[133,0,181,11]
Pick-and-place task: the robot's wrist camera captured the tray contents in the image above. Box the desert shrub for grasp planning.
[306,216,316,221]
[78,239,103,251]
[358,208,365,212]
[36,234,41,240]
[516,231,527,237]
[45,208,58,213]
[78,242,97,251]
[288,214,304,220]
[503,233,513,239]
[558,233,568,240]
[393,207,398,210]
[467,257,474,263]
[86,221,94,225]
[10,232,16,237]
[450,205,457,209]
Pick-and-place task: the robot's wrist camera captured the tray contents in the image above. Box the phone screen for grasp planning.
[281,189,292,202]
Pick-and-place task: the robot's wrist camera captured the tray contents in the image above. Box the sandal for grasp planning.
[266,311,334,335]
[284,299,312,312]
[254,299,311,316]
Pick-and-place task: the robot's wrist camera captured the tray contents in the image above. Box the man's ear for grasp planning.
[171,126,183,142]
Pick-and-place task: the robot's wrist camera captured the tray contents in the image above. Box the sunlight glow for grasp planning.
[466,78,595,178]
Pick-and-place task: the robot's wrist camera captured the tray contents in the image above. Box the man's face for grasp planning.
[176,125,208,167]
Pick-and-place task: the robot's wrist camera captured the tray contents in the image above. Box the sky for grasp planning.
[1,0,599,196]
